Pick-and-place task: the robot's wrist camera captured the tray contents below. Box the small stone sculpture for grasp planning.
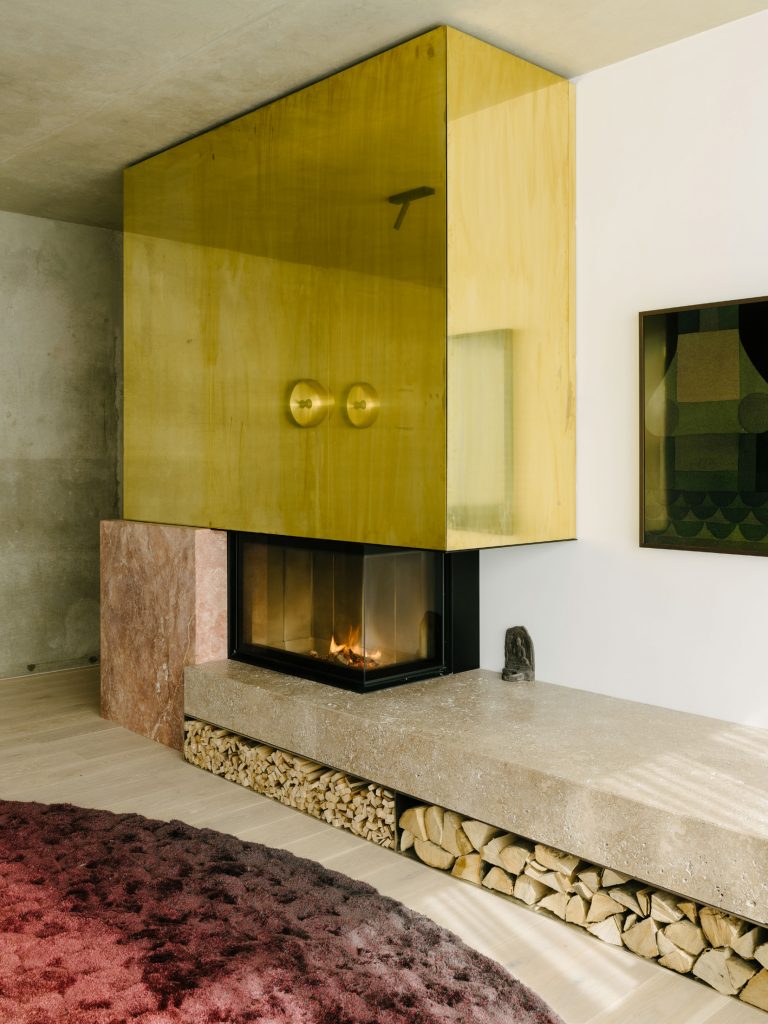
[502,626,534,682]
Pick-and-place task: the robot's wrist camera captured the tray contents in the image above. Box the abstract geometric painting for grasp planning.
[641,296,768,554]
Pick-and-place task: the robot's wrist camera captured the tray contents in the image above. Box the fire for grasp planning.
[328,626,381,669]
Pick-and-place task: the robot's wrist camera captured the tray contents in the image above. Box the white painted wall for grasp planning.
[480,11,768,727]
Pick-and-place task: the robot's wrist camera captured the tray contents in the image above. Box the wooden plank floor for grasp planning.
[0,667,760,1024]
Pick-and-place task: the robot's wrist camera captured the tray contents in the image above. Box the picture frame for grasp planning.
[640,295,768,555]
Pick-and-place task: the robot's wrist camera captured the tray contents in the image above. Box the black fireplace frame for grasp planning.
[228,532,479,692]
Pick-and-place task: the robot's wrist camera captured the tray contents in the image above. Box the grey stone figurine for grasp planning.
[502,626,535,682]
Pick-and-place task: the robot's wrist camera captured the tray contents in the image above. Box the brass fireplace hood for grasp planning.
[122,27,575,552]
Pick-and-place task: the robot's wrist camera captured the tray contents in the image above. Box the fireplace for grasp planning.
[229,533,479,691]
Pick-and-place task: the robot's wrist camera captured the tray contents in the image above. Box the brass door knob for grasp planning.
[346,383,379,428]
[289,380,333,427]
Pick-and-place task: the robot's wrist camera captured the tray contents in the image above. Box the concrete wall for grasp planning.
[480,11,768,728]
[0,209,121,677]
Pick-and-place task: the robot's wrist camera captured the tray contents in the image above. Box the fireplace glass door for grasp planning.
[231,534,446,690]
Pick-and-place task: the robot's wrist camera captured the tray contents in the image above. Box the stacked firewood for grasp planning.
[184,719,395,847]
[400,803,768,1011]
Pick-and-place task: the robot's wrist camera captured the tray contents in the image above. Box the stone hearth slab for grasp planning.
[185,661,768,923]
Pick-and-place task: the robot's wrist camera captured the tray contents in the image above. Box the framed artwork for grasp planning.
[640,296,768,555]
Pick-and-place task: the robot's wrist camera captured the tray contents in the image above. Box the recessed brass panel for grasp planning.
[445,28,575,549]
[124,30,447,548]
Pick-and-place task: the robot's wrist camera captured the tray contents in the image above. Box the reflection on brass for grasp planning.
[388,185,436,230]
[123,26,574,550]
[289,380,333,428]
[447,329,513,534]
[345,383,379,428]
[445,28,575,549]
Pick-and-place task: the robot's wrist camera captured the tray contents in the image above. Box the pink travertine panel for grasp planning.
[194,530,228,664]
[100,520,227,749]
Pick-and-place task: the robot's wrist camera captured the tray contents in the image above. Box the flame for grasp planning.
[329,625,381,663]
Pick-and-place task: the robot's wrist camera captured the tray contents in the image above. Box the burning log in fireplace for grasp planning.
[325,627,381,670]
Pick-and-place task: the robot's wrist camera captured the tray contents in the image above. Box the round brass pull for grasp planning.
[289,380,333,427]
[346,383,379,428]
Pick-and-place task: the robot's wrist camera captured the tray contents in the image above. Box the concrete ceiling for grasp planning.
[2,0,767,230]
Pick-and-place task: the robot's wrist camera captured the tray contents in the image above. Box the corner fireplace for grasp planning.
[229,533,478,691]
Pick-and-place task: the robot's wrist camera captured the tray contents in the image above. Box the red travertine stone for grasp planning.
[100,520,227,749]
[194,531,228,665]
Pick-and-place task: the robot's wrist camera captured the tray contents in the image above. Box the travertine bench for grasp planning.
[184,661,768,924]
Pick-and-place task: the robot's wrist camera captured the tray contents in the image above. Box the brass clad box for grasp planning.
[123,27,575,551]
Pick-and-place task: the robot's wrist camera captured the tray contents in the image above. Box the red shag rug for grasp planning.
[0,799,563,1024]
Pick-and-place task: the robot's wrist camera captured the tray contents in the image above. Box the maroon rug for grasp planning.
[0,799,563,1024]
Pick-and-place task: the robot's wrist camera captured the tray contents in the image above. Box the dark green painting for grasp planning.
[641,296,768,555]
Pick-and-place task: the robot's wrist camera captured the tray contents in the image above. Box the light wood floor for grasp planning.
[0,667,760,1024]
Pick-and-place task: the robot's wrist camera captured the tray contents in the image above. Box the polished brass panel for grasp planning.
[124,27,575,551]
[124,30,447,549]
[445,28,575,549]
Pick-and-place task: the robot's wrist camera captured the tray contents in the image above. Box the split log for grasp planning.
[572,881,596,901]
[741,969,768,1011]
[577,866,602,892]
[635,887,653,916]
[539,891,570,920]
[483,866,514,895]
[659,947,697,974]
[755,942,768,969]
[622,918,659,958]
[650,891,683,924]
[452,853,485,885]
[587,915,624,946]
[546,872,575,894]
[565,895,590,926]
[587,892,626,923]
[602,868,631,887]
[441,811,474,857]
[693,949,754,997]
[657,930,677,957]
[732,927,763,961]
[534,845,580,875]
[399,806,429,842]
[524,863,571,893]
[481,833,516,867]
[462,820,502,852]
[514,875,551,906]
[727,955,758,991]
[611,885,644,916]
[623,913,638,932]
[499,839,535,876]
[663,920,706,956]
[414,837,455,871]
[400,829,414,852]
[700,907,747,949]
[678,901,698,924]
[425,805,444,846]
